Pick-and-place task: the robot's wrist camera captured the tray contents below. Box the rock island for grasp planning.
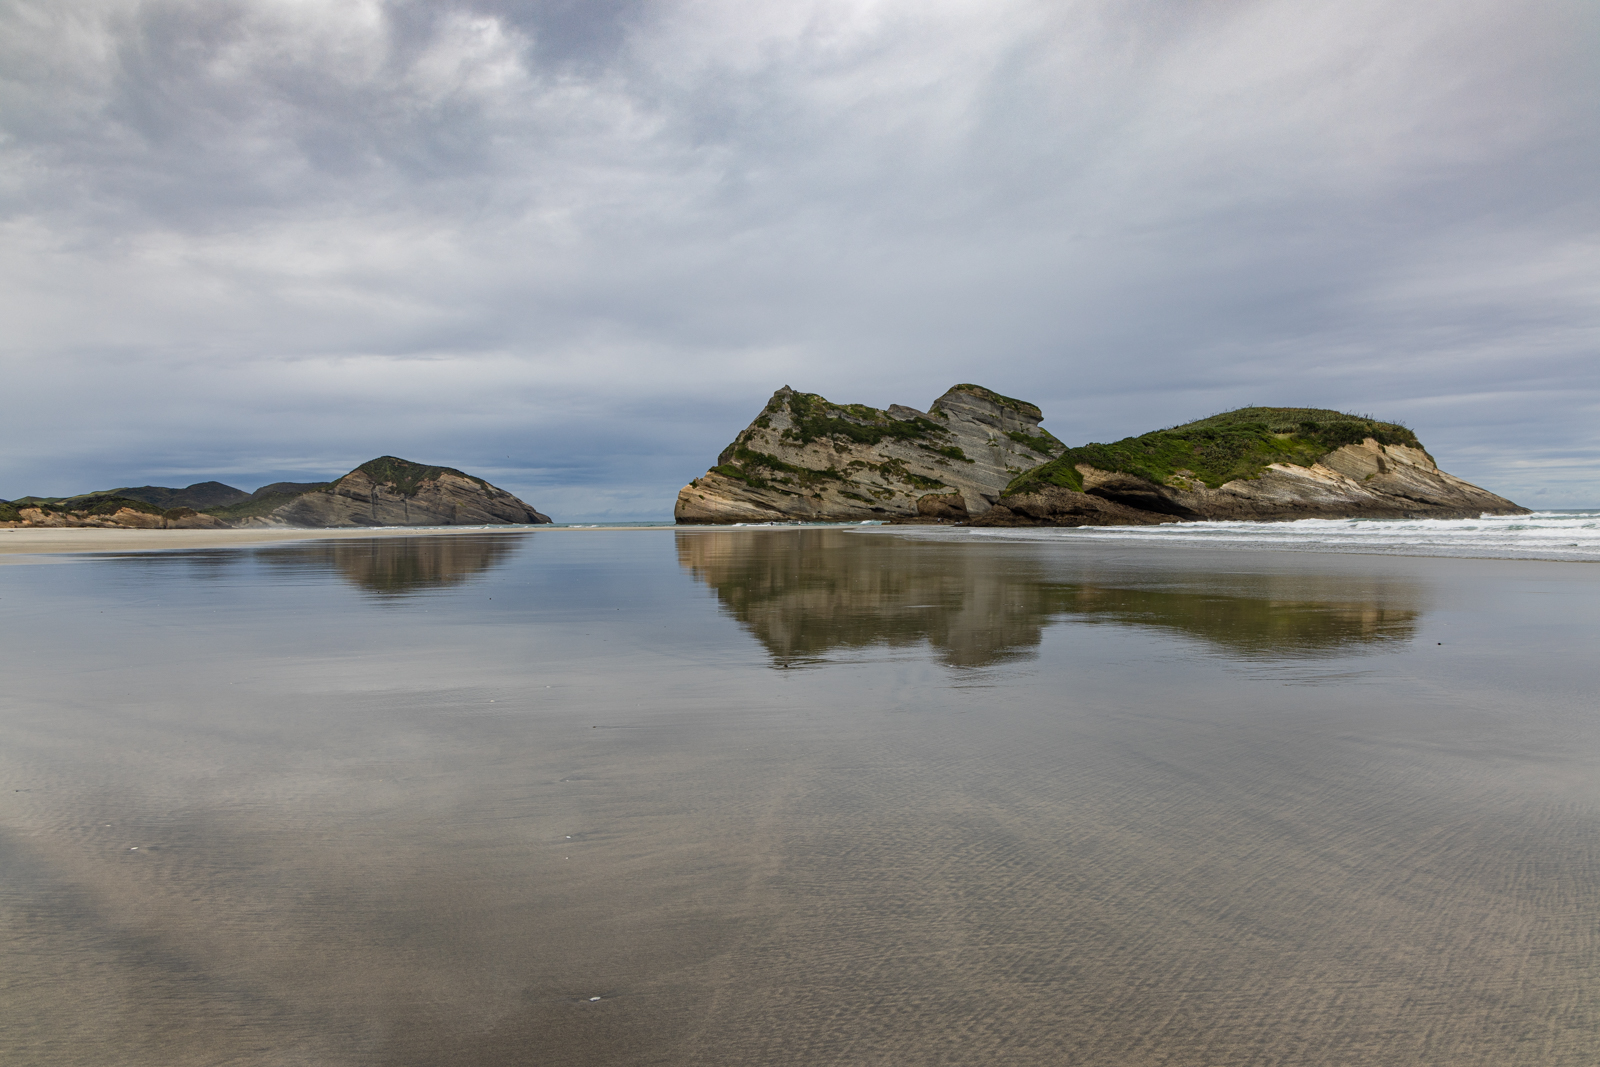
[677,391,1527,525]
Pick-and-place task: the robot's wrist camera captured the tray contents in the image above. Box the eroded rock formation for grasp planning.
[0,496,230,530]
[675,384,1064,523]
[977,410,1527,526]
[241,457,551,527]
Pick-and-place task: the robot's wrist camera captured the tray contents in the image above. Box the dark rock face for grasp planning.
[979,439,1526,527]
[255,459,551,528]
[971,486,1181,527]
[916,492,970,520]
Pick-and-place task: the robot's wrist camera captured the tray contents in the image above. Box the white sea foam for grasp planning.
[947,511,1600,562]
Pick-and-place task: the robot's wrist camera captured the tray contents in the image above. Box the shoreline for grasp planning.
[5,515,1596,567]
[0,525,553,562]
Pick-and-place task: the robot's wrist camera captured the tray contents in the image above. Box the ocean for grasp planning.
[949,509,1600,562]
[0,526,1595,1065]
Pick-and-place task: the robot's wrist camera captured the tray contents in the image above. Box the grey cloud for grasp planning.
[1,0,1596,518]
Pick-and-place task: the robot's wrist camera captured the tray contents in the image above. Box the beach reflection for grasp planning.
[3,531,1593,1067]
[677,528,1422,666]
[259,533,525,595]
[86,533,528,597]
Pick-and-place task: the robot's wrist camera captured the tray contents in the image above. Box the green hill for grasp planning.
[1006,407,1425,494]
[110,481,250,510]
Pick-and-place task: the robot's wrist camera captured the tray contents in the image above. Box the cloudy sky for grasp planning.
[2,0,1596,518]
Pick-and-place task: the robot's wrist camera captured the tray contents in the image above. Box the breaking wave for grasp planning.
[954,511,1600,562]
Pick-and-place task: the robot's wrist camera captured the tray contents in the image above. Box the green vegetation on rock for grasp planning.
[110,482,249,510]
[1005,429,1064,456]
[37,494,164,517]
[919,443,974,463]
[778,391,945,447]
[715,446,845,491]
[1005,407,1425,494]
[0,493,199,522]
[356,457,487,497]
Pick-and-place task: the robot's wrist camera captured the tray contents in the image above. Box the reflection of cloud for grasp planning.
[260,534,524,595]
[678,530,1422,667]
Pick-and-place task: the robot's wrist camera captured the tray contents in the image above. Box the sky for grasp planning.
[2,0,1596,519]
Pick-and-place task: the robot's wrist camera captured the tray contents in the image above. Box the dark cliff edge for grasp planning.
[974,407,1527,527]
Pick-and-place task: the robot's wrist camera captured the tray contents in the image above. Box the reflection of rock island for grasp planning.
[677,529,1421,667]
[265,534,523,595]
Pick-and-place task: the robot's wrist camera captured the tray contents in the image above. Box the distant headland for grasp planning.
[675,386,1527,525]
[0,457,550,530]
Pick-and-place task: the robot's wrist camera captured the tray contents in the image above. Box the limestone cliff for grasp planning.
[239,457,551,528]
[976,407,1526,526]
[675,384,1064,523]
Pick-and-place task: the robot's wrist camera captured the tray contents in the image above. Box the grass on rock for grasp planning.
[1005,407,1424,494]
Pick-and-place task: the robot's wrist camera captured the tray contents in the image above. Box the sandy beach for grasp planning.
[2,528,1596,1065]
[0,525,552,561]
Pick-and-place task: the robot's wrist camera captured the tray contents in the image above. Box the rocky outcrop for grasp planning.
[240,457,551,528]
[675,384,1064,523]
[971,486,1182,527]
[2,458,550,529]
[0,497,230,529]
[977,409,1527,526]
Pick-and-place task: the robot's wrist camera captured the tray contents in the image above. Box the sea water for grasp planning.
[950,509,1600,562]
[0,528,1596,1066]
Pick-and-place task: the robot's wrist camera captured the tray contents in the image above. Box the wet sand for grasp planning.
[0,524,540,560]
[1,529,1596,1065]
[0,524,689,563]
